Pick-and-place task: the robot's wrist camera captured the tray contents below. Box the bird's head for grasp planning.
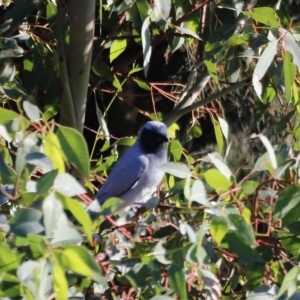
[139,121,169,153]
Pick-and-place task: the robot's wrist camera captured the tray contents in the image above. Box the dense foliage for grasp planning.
[1,0,300,299]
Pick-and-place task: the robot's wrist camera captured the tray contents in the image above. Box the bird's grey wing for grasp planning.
[95,153,149,204]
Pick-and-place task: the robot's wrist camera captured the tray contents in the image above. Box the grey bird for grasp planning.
[87,121,169,215]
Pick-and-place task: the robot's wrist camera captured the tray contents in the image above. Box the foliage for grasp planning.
[1,0,300,299]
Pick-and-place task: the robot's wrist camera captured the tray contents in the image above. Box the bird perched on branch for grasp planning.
[87,121,169,217]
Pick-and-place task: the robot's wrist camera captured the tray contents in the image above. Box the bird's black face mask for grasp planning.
[140,128,169,153]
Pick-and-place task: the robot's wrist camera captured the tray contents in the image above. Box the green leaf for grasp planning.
[134,79,151,90]
[22,96,40,121]
[203,169,231,192]
[274,187,300,226]
[100,197,124,215]
[168,264,188,300]
[44,131,66,173]
[0,274,20,298]
[190,180,210,206]
[42,193,64,237]
[245,261,266,290]
[0,107,29,129]
[204,59,218,83]
[53,173,86,197]
[210,216,228,246]
[277,266,300,298]
[53,264,68,300]
[241,180,259,195]
[60,245,106,284]
[244,7,280,27]
[0,244,18,274]
[167,123,179,139]
[252,39,278,99]
[36,169,58,194]
[0,38,24,58]
[56,192,93,242]
[169,139,182,161]
[4,0,38,29]
[228,214,255,246]
[283,51,296,101]
[51,227,83,248]
[175,26,201,40]
[154,0,171,22]
[9,208,44,237]
[27,235,48,259]
[160,162,191,179]
[142,16,152,77]
[56,125,90,179]
[208,153,232,180]
[211,116,224,154]
[109,38,127,63]
[224,233,260,261]
[129,0,148,34]
[152,240,171,265]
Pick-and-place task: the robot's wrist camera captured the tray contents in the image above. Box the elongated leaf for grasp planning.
[252,39,278,99]
[274,187,300,226]
[141,16,152,77]
[9,209,44,237]
[42,193,64,237]
[277,266,300,298]
[60,245,106,284]
[203,169,231,192]
[211,116,224,154]
[109,38,127,63]
[280,27,300,69]
[5,0,39,29]
[53,264,68,300]
[210,216,228,246]
[25,152,53,173]
[0,107,29,128]
[175,26,201,40]
[95,101,110,142]
[208,153,232,180]
[153,240,171,265]
[283,51,296,101]
[129,0,148,34]
[51,227,83,248]
[0,244,18,274]
[22,96,40,121]
[169,139,182,161]
[44,132,65,173]
[36,169,58,194]
[56,126,90,179]
[251,134,277,170]
[154,0,171,22]
[160,162,190,179]
[228,214,255,246]
[168,264,188,300]
[53,173,86,197]
[244,7,280,27]
[56,192,92,242]
[190,180,210,206]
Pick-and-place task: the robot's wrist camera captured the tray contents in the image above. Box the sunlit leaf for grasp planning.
[56,125,90,179]
[244,7,280,27]
[61,245,106,284]
[210,216,228,246]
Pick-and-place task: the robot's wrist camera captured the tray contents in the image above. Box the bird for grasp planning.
[87,121,169,216]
